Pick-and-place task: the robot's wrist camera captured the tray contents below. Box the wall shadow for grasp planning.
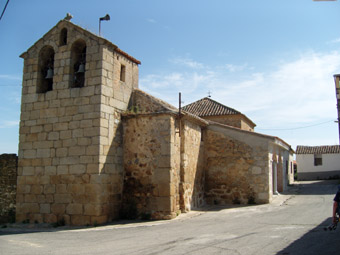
[284,180,339,196]
[276,217,340,255]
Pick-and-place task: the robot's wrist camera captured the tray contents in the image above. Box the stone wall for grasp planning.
[0,154,17,223]
[180,119,205,212]
[202,115,254,132]
[122,114,180,220]
[205,125,271,205]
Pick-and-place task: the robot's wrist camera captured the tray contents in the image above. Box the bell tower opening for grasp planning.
[37,46,55,93]
[70,39,86,88]
[59,28,68,46]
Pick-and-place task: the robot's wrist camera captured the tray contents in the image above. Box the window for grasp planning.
[120,64,126,82]
[37,46,55,93]
[59,28,68,46]
[70,39,86,88]
[314,154,322,166]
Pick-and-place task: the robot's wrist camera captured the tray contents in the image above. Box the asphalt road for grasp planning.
[1,180,340,255]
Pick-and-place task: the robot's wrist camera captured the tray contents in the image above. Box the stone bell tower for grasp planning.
[16,18,140,225]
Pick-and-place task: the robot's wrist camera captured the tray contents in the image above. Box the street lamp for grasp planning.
[333,74,340,144]
[99,14,110,36]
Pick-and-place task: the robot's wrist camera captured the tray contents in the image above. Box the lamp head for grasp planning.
[100,14,110,21]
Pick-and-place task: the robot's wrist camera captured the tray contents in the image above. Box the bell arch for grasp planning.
[70,39,87,88]
[59,28,68,46]
[37,45,55,93]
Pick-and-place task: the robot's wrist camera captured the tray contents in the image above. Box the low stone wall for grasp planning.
[0,154,18,223]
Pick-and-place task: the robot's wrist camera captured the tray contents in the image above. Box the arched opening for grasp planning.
[37,46,55,93]
[59,28,68,46]
[70,39,86,88]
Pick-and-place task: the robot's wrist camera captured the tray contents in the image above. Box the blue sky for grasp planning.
[1,0,340,154]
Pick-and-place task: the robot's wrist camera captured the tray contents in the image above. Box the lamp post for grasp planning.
[333,74,340,144]
[99,14,110,36]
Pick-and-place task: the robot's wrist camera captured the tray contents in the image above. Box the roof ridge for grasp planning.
[182,97,240,116]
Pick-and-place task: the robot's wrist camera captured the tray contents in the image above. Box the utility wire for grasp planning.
[0,0,10,20]
[257,120,334,131]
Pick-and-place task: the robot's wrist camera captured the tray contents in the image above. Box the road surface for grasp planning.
[1,180,340,255]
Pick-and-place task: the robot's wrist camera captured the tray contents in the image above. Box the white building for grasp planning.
[296,145,340,180]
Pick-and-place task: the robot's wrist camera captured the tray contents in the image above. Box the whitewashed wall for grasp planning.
[297,153,340,180]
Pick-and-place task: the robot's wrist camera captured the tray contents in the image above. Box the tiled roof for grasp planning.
[296,145,340,154]
[182,97,240,117]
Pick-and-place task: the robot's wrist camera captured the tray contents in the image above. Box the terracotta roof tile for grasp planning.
[182,97,240,117]
[296,145,340,154]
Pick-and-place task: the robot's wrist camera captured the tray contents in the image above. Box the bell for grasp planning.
[76,63,85,73]
[45,67,53,79]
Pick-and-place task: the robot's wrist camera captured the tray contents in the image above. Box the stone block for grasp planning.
[30,214,44,224]
[66,204,83,215]
[50,175,61,184]
[24,194,37,203]
[19,202,39,213]
[57,165,69,175]
[85,184,102,200]
[44,213,57,223]
[90,174,111,184]
[60,174,75,184]
[56,184,67,194]
[252,166,262,175]
[156,197,171,211]
[31,185,43,195]
[54,194,72,204]
[84,127,100,137]
[51,204,66,215]
[60,156,79,165]
[158,156,171,168]
[33,141,53,149]
[72,129,83,138]
[67,184,85,195]
[40,203,51,214]
[48,132,59,141]
[63,138,78,147]
[56,148,68,157]
[60,130,72,140]
[91,215,107,225]
[71,215,91,226]
[22,166,35,176]
[68,146,85,156]
[158,183,171,196]
[86,164,99,174]
[153,168,170,183]
[44,184,56,194]
[23,149,36,159]
[25,176,39,185]
[45,166,57,175]
[69,164,86,174]
[17,184,31,194]
[86,146,99,156]
[17,176,26,185]
[54,122,69,131]
[39,175,50,185]
[84,204,102,216]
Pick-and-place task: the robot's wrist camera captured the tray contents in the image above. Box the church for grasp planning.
[16,17,294,225]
